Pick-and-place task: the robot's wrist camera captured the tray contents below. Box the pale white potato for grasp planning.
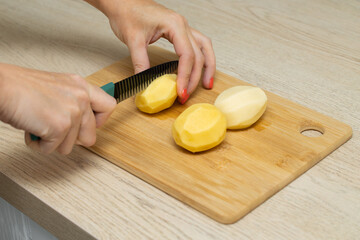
[214,86,267,129]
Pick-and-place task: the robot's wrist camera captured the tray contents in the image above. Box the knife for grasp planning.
[31,60,179,141]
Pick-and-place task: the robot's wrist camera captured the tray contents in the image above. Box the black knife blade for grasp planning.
[106,60,179,103]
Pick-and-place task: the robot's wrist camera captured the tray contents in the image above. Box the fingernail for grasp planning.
[209,77,214,89]
[180,88,189,104]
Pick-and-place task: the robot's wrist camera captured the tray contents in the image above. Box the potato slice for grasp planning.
[214,86,267,129]
[135,74,177,114]
[172,103,227,153]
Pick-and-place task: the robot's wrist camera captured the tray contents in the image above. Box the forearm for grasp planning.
[0,63,10,122]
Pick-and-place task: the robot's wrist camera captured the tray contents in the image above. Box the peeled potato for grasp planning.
[135,74,177,114]
[214,86,267,129]
[172,103,227,153]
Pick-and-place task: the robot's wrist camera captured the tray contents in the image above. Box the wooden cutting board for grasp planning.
[86,46,352,224]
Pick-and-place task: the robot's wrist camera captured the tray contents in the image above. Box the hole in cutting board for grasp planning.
[301,128,323,137]
[299,120,324,137]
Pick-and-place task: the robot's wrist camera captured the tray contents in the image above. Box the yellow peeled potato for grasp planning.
[172,103,227,153]
[135,74,177,114]
[214,86,267,129]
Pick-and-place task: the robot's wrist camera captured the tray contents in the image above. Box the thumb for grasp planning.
[88,84,117,128]
[128,41,151,74]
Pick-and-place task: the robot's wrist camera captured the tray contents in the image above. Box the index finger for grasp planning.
[164,21,194,101]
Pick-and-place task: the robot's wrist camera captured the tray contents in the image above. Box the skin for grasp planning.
[86,0,216,96]
[0,64,116,155]
[0,0,216,155]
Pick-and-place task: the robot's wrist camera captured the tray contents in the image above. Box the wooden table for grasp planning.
[1,0,359,239]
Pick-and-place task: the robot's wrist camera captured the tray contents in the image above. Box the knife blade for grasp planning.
[103,60,178,103]
[31,60,179,141]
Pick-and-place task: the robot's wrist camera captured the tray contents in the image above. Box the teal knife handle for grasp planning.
[30,82,115,141]
[30,134,40,141]
[100,82,115,97]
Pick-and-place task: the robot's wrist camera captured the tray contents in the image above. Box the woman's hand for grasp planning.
[0,64,116,154]
[86,0,216,104]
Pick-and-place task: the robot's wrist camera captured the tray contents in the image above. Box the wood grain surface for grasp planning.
[86,46,352,223]
[1,0,359,239]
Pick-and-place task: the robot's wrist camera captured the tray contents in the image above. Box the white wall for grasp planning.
[0,197,57,240]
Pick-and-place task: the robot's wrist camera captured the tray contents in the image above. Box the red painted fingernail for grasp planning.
[180,88,189,104]
[181,88,187,98]
[209,77,214,89]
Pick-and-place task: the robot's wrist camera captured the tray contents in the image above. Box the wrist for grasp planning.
[85,0,158,19]
[84,0,122,17]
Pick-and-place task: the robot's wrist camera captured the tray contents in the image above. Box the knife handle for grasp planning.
[101,82,115,97]
[30,82,115,141]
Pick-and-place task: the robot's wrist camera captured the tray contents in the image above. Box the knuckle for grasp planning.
[189,50,195,60]
[55,117,71,134]
[123,31,136,46]
[204,36,212,46]
[69,74,83,82]
[68,74,91,106]
[133,62,147,72]
[182,71,192,81]
[38,127,50,139]
[69,74,88,89]
[197,53,205,65]
[181,15,188,25]
[170,12,187,26]
[184,49,195,62]
[71,106,82,120]
[75,89,90,105]
[207,60,216,69]
[187,55,195,67]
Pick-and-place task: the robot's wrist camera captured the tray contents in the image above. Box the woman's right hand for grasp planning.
[0,63,116,154]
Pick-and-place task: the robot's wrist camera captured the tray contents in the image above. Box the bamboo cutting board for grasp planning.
[86,46,352,224]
